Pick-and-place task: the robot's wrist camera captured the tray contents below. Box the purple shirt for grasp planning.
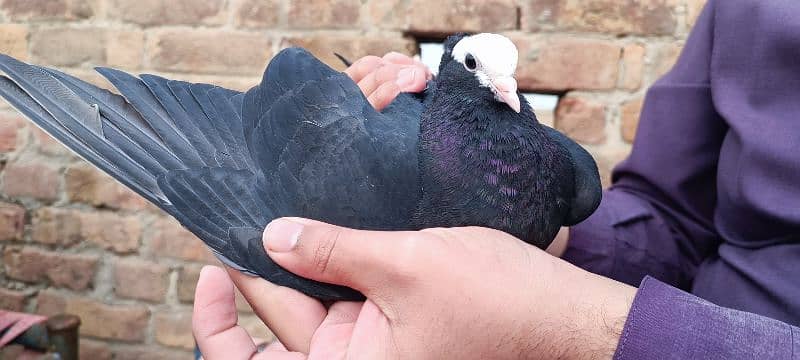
[562,0,800,357]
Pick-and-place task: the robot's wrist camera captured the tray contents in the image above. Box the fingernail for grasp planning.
[263,218,303,252]
[396,67,417,88]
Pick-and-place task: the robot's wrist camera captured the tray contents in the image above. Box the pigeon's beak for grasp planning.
[490,76,521,113]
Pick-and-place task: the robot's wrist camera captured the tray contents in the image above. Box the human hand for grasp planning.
[193,219,636,359]
[345,52,430,111]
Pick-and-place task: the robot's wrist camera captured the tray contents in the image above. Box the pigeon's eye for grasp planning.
[464,53,477,72]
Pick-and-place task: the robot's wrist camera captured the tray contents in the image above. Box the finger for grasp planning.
[306,302,361,360]
[382,52,415,65]
[344,56,382,84]
[227,268,327,354]
[395,64,429,92]
[193,266,258,360]
[262,218,423,294]
[368,81,402,111]
[253,350,306,360]
[356,63,403,99]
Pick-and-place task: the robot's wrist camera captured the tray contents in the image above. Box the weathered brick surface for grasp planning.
[107,0,225,26]
[622,98,645,143]
[0,0,699,352]
[31,207,82,246]
[521,0,680,35]
[1,162,60,201]
[3,247,99,290]
[147,29,272,76]
[148,217,215,262]
[0,112,25,153]
[514,37,622,92]
[288,0,361,29]
[65,163,148,211]
[153,311,194,349]
[555,96,607,145]
[233,0,282,29]
[114,259,170,302]
[113,346,191,360]
[65,297,149,341]
[0,202,25,241]
[408,0,518,35]
[0,288,28,311]
[80,339,113,360]
[0,24,29,61]
[79,211,142,253]
[0,0,96,21]
[176,264,201,303]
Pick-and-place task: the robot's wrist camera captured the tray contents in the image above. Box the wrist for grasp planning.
[520,256,635,359]
[567,270,636,359]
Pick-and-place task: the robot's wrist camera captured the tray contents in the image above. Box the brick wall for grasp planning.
[0,0,706,358]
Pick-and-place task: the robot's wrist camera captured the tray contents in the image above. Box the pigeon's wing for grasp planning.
[544,126,602,226]
[0,48,422,301]
[245,48,422,231]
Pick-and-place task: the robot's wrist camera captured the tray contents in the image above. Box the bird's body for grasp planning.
[0,33,600,300]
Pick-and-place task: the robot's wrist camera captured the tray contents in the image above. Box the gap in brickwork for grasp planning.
[418,41,560,127]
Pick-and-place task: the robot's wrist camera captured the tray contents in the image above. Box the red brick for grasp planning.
[1,161,60,201]
[521,0,679,35]
[514,36,621,92]
[154,311,194,349]
[288,0,361,29]
[621,98,644,143]
[407,0,518,35]
[0,0,96,21]
[0,288,28,311]
[80,339,113,360]
[148,217,215,262]
[107,0,225,26]
[31,126,70,156]
[687,0,708,28]
[621,44,645,90]
[114,259,170,302]
[79,211,142,254]
[0,202,25,242]
[284,35,416,71]
[65,164,148,211]
[0,24,28,62]
[65,298,149,341]
[653,42,684,79]
[594,149,630,188]
[30,27,106,67]
[0,112,25,153]
[113,346,191,360]
[3,247,98,290]
[555,96,607,145]
[36,289,67,316]
[105,31,145,70]
[176,264,201,303]
[147,29,272,76]
[233,0,282,29]
[30,207,83,246]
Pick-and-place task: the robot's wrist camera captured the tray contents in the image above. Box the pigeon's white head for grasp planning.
[451,33,521,113]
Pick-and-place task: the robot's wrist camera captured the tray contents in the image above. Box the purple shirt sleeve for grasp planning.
[615,277,799,359]
[563,0,727,290]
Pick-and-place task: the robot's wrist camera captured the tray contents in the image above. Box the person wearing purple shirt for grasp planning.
[191,0,799,358]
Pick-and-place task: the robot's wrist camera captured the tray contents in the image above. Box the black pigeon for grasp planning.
[0,33,601,301]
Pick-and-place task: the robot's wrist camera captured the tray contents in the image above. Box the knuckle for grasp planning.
[386,232,431,278]
[310,227,343,276]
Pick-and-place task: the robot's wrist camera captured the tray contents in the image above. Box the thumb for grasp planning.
[263,217,417,295]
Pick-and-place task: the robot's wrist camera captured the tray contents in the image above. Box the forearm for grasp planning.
[615,277,799,359]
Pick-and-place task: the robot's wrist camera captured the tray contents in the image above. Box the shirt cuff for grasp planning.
[615,276,797,359]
